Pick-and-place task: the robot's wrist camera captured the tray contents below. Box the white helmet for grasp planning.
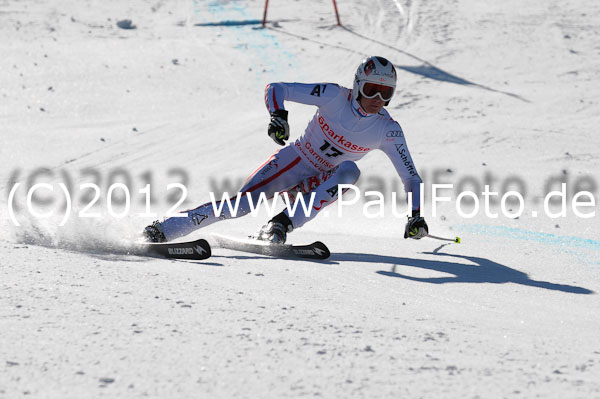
[353,56,397,106]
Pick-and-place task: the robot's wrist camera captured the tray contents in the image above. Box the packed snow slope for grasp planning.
[1,0,599,398]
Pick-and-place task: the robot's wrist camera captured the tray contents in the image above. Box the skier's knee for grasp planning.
[337,161,360,184]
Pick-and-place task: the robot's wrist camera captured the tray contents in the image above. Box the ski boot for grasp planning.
[256,212,293,244]
[143,220,167,243]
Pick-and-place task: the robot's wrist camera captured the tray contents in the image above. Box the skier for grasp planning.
[144,56,428,244]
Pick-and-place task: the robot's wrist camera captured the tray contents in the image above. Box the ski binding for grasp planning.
[212,234,330,260]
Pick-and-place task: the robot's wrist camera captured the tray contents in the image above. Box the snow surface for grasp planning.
[1,0,599,398]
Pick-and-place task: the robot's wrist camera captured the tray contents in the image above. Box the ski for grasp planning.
[136,238,212,260]
[212,234,330,260]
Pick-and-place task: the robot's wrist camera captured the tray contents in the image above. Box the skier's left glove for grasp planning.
[268,109,290,146]
[404,211,428,239]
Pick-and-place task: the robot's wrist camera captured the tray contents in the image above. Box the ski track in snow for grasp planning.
[1,0,599,398]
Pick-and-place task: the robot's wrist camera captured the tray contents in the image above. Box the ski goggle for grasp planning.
[360,82,395,101]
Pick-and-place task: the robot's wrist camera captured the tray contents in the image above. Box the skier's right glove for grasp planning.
[404,211,429,239]
[268,109,289,146]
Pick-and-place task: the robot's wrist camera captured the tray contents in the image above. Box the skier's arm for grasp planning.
[379,123,428,239]
[378,123,423,213]
[264,82,340,112]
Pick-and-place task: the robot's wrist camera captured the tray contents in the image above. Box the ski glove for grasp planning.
[268,109,290,146]
[404,211,429,239]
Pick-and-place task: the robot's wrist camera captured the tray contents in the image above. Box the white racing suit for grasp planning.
[160,82,422,241]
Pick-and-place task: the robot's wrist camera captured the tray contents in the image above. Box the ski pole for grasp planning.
[427,234,461,244]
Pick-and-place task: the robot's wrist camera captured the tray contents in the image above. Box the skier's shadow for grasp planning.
[331,246,594,295]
